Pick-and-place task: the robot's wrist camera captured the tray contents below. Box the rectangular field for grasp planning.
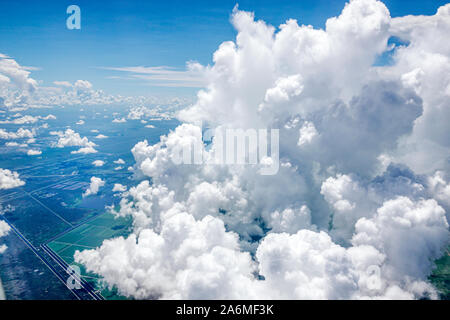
[47,212,132,299]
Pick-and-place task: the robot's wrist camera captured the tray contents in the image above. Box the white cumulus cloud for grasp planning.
[83,176,105,197]
[92,160,105,167]
[74,0,450,300]
[52,129,98,154]
[112,184,127,192]
[0,168,25,189]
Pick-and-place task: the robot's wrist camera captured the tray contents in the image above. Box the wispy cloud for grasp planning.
[99,65,206,88]
[22,66,41,71]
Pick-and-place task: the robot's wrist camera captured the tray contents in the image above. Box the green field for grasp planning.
[430,246,450,300]
[47,212,132,300]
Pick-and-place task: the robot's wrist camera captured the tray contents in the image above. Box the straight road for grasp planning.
[1,218,89,300]
[41,243,104,300]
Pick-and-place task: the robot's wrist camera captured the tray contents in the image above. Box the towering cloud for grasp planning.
[0,54,37,109]
[75,0,450,300]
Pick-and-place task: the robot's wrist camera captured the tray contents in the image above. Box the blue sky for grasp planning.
[0,0,448,97]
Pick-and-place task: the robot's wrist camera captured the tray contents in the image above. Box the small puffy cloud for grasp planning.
[92,160,105,167]
[71,146,98,154]
[0,128,36,140]
[0,244,7,254]
[0,168,25,189]
[27,149,42,156]
[5,141,27,147]
[112,118,127,123]
[5,142,17,147]
[0,220,10,238]
[0,220,11,254]
[76,119,85,125]
[95,134,108,139]
[113,158,125,165]
[74,80,93,91]
[0,114,55,124]
[42,114,56,120]
[53,129,97,154]
[127,106,173,121]
[112,184,127,192]
[297,121,318,146]
[83,176,105,197]
[53,129,95,148]
[127,106,152,120]
[54,79,93,91]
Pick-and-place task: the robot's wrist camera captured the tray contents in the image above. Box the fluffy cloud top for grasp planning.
[83,176,105,197]
[0,168,25,190]
[26,149,42,156]
[112,118,127,123]
[71,146,97,154]
[5,142,27,147]
[52,129,98,154]
[75,0,450,300]
[92,160,105,167]
[0,205,12,255]
[74,80,93,91]
[112,183,127,192]
[0,114,55,124]
[0,54,37,108]
[0,128,35,140]
[0,220,11,254]
[127,105,173,121]
[113,158,125,165]
[0,221,10,238]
